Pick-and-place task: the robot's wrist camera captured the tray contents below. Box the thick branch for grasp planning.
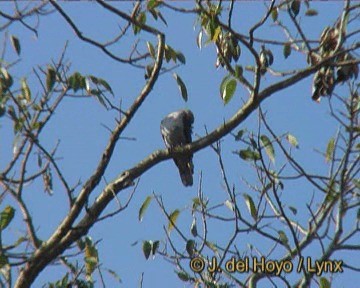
[14,29,165,288]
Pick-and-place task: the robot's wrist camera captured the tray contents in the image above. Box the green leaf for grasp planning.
[260,135,275,163]
[168,209,180,232]
[283,42,291,59]
[147,0,161,10]
[291,0,301,17]
[192,197,201,211]
[176,52,186,64]
[190,218,197,237]
[77,238,86,251]
[164,48,171,62]
[157,11,168,26]
[0,105,5,118]
[319,277,331,288]
[46,67,56,91]
[138,196,152,222]
[101,80,114,96]
[31,121,41,131]
[249,138,257,149]
[239,148,261,161]
[265,48,274,66]
[10,35,21,56]
[144,64,154,80]
[177,271,190,282]
[278,230,289,245]
[289,206,297,215]
[84,238,98,276]
[186,239,196,256]
[224,200,234,212]
[90,92,106,108]
[88,76,113,95]
[261,183,272,195]
[164,45,177,63]
[79,75,86,90]
[327,177,337,195]
[142,241,152,260]
[325,138,335,162]
[149,10,158,22]
[249,137,257,148]
[133,12,146,35]
[151,240,160,256]
[12,134,21,156]
[173,73,188,102]
[13,236,27,249]
[130,240,139,247]
[0,254,8,269]
[286,133,299,148]
[196,30,203,50]
[21,78,31,102]
[95,86,109,100]
[147,41,156,58]
[68,72,83,92]
[271,7,278,22]
[231,41,241,62]
[0,206,15,230]
[87,75,98,85]
[245,65,256,72]
[234,65,243,79]
[353,179,360,189]
[305,9,318,16]
[234,129,244,141]
[325,186,337,204]
[14,118,24,133]
[205,241,218,253]
[220,76,237,105]
[243,194,257,221]
[206,19,217,40]
[220,75,231,96]
[106,269,122,283]
[1,67,13,90]
[212,26,221,42]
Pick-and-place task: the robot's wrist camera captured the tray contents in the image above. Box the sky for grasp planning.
[0,1,359,287]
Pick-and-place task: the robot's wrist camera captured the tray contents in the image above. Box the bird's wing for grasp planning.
[160,111,187,148]
[160,109,194,187]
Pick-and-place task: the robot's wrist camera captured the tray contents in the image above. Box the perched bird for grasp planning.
[160,109,194,187]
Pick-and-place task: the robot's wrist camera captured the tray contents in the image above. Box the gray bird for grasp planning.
[160,109,194,187]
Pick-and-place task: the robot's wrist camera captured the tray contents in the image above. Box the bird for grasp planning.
[160,109,194,187]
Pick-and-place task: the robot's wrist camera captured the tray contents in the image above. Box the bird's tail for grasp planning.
[174,156,194,187]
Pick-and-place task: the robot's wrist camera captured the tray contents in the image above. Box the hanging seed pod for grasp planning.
[312,67,335,102]
[259,45,273,75]
[215,32,241,68]
[335,52,359,83]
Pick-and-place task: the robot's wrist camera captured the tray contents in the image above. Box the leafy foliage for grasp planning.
[168,209,180,232]
[0,206,15,230]
[220,75,237,104]
[10,35,21,55]
[139,195,152,222]
[173,73,188,102]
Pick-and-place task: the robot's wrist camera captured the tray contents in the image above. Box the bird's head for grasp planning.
[182,109,194,125]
